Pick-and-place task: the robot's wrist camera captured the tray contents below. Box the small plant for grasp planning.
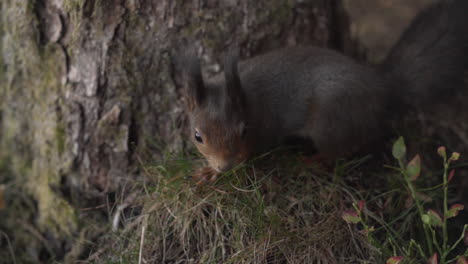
[342,137,468,264]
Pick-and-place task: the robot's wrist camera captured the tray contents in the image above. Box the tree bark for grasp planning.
[1,0,348,261]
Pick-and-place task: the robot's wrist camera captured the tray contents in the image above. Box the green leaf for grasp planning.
[426,210,443,227]
[450,152,461,161]
[392,137,406,160]
[446,204,464,218]
[386,256,404,264]
[437,146,446,159]
[342,210,360,224]
[457,256,468,264]
[422,214,431,225]
[406,154,421,181]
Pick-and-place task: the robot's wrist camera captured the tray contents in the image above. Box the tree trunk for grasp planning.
[0,0,348,261]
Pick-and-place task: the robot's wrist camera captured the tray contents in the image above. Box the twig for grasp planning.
[0,230,16,264]
[138,217,148,264]
[80,204,108,211]
[112,191,140,232]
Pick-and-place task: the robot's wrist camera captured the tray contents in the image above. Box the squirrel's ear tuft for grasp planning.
[178,49,206,110]
[224,48,246,111]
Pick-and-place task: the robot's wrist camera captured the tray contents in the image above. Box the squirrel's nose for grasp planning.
[217,164,232,172]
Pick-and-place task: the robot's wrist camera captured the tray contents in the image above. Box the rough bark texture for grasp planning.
[0,0,348,261]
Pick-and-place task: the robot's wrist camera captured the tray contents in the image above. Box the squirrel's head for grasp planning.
[182,51,251,172]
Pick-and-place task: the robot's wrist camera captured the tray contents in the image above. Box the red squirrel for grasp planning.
[179,0,468,182]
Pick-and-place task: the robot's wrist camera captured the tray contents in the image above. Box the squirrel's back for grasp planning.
[382,0,468,105]
[181,0,468,173]
[206,47,392,156]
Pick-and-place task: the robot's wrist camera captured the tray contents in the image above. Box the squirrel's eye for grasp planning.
[194,131,203,143]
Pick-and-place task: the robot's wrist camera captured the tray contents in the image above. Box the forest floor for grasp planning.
[82,125,468,263]
[2,0,468,263]
[2,121,467,263]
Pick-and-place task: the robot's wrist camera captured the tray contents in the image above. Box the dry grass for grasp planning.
[3,112,468,263]
[81,126,468,264]
[84,152,381,264]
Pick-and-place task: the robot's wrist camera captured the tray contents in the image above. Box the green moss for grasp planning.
[0,5,4,88]
[249,0,293,39]
[271,1,292,22]
[63,0,86,13]
[36,171,77,236]
[55,123,66,156]
[32,50,77,236]
[0,0,77,242]
[64,0,86,48]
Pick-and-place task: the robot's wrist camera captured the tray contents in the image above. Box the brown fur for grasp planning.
[178,0,468,177]
[192,119,251,172]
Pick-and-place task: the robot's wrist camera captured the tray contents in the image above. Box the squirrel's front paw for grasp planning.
[192,167,219,184]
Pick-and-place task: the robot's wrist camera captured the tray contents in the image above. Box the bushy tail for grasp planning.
[382,0,468,104]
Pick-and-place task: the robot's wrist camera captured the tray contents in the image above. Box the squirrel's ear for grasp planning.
[224,48,246,111]
[181,54,206,110]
